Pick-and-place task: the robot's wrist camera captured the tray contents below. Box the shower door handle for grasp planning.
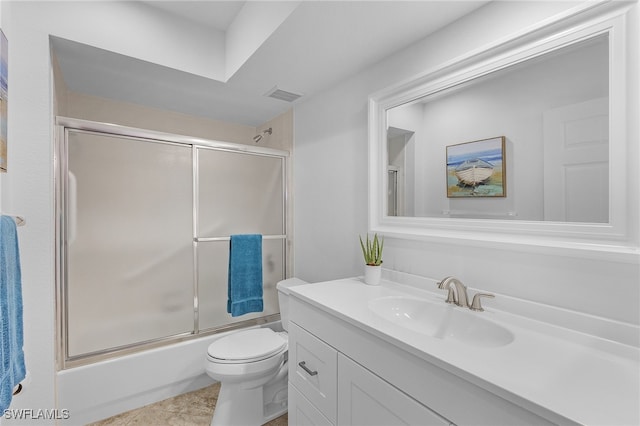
[298,361,318,376]
[68,172,77,244]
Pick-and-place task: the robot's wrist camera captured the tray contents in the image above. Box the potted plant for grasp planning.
[359,233,384,285]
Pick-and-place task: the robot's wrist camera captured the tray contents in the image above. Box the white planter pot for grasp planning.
[364,265,382,286]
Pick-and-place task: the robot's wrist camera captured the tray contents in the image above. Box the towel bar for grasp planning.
[195,235,286,242]
[1,214,25,226]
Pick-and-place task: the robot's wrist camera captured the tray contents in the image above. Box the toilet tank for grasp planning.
[276,278,308,331]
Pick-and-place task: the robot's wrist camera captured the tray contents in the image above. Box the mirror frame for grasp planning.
[368,4,638,261]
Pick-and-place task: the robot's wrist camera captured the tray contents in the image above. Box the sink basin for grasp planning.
[368,296,514,348]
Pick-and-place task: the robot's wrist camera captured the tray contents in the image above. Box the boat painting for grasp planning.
[446,136,506,197]
[455,158,494,186]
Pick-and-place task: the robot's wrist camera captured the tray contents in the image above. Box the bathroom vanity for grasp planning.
[286,276,639,426]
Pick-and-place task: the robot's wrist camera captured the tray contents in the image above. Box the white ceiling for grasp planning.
[52,1,489,127]
[140,1,246,31]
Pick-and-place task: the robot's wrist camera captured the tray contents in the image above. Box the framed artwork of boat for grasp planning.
[446,136,506,198]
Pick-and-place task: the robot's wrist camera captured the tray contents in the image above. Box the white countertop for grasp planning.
[289,277,640,426]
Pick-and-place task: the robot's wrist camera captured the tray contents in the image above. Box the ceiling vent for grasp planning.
[265,86,303,103]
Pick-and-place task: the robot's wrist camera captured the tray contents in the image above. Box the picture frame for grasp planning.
[446,136,506,198]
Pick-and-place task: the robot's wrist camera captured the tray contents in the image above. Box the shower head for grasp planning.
[253,127,272,143]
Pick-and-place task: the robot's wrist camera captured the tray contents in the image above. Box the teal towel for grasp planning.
[227,234,263,317]
[0,216,26,411]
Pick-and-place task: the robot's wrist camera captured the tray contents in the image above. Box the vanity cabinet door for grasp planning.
[289,322,338,423]
[337,354,452,426]
[289,383,334,426]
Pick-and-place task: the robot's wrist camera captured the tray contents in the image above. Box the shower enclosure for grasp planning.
[55,118,288,368]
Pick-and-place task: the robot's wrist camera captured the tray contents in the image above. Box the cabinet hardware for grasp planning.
[298,361,318,376]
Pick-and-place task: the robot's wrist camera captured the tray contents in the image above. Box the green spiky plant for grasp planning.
[359,233,384,266]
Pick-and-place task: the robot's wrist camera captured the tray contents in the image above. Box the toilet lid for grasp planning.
[207,328,287,363]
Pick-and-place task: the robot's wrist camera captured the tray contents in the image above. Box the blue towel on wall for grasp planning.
[0,216,26,412]
[227,234,264,317]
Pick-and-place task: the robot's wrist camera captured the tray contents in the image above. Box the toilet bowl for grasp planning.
[205,278,307,426]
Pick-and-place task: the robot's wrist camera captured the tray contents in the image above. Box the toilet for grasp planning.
[205,278,307,426]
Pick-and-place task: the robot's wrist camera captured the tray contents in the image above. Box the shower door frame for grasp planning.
[54,117,290,369]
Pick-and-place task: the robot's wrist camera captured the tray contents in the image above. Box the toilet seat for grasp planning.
[207,328,287,364]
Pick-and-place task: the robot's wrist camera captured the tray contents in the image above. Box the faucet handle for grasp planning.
[470,293,495,312]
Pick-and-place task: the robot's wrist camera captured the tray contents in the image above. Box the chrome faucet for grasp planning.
[437,276,495,311]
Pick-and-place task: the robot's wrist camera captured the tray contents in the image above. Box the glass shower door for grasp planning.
[196,147,285,331]
[66,130,194,358]
[59,123,289,366]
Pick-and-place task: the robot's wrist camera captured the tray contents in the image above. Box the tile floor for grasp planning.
[88,383,288,426]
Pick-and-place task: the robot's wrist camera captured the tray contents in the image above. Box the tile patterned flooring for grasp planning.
[88,383,288,426]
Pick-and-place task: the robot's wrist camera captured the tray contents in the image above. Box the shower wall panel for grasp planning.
[67,131,194,357]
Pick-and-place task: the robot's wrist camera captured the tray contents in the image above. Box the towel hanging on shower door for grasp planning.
[227,234,264,317]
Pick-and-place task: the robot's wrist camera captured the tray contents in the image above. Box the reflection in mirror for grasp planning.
[386,34,609,223]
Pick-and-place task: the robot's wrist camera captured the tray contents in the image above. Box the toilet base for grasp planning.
[211,368,288,426]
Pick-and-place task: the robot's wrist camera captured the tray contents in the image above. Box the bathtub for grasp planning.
[56,322,281,425]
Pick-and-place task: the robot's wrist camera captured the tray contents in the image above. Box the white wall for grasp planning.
[0,0,6,211]
[0,0,3,213]
[293,1,639,325]
[1,0,57,420]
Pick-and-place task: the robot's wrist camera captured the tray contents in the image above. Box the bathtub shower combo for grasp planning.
[55,118,289,371]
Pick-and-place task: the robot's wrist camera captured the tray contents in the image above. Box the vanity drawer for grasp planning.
[289,322,338,423]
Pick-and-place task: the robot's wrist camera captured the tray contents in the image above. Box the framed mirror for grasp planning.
[368,7,637,258]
